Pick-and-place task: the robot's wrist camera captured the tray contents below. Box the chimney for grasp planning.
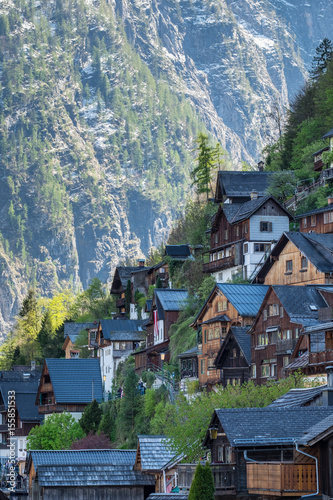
[258,161,264,172]
[323,366,333,406]
[327,196,333,205]
[251,190,258,200]
[138,259,145,267]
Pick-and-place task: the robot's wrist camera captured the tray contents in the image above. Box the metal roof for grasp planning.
[45,358,103,403]
[216,284,269,317]
[109,331,146,342]
[100,319,144,340]
[0,380,42,422]
[212,407,333,446]
[28,449,137,467]
[295,204,333,218]
[137,435,178,471]
[37,464,155,487]
[155,289,188,313]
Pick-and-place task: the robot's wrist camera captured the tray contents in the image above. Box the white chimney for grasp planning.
[251,190,258,200]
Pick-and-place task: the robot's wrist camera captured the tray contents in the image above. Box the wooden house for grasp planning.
[96,319,145,393]
[62,321,97,359]
[134,435,182,494]
[249,285,333,385]
[178,347,198,393]
[214,327,251,387]
[0,369,42,472]
[190,284,268,389]
[110,262,149,316]
[133,289,188,373]
[214,170,274,204]
[36,359,103,417]
[253,232,333,285]
[203,406,333,500]
[203,193,291,282]
[296,198,333,235]
[312,128,333,183]
[25,449,155,500]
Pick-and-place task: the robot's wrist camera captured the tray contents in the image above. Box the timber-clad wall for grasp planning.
[37,486,146,499]
[299,210,333,235]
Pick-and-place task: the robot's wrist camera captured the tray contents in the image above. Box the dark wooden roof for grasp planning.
[214,327,251,368]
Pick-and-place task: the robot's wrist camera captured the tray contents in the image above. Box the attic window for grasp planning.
[309,305,318,311]
[301,256,308,269]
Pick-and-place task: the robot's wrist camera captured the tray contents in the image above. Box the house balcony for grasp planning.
[247,463,317,496]
[116,297,125,309]
[276,338,298,355]
[38,403,59,413]
[203,255,235,274]
[177,463,236,493]
[309,349,333,367]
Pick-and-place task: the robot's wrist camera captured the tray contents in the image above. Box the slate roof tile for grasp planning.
[137,435,178,470]
[45,358,103,403]
[29,449,137,467]
[178,346,198,359]
[216,171,274,199]
[100,319,144,340]
[298,413,333,445]
[268,384,326,407]
[272,285,327,323]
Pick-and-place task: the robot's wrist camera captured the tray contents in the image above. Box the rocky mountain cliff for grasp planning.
[0,0,331,333]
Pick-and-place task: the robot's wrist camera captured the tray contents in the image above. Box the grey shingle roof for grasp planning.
[216,171,274,200]
[37,464,155,487]
[109,331,145,342]
[268,385,327,408]
[64,322,95,342]
[202,314,230,325]
[216,284,269,317]
[285,351,309,371]
[213,407,333,446]
[100,319,143,340]
[286,232,333,272]
[155,289,188,318]
[298,413,333,445]
[295,204,333,218]
[0,380,42,422]
[45,358,103,403]
[28,449,137,467]
[223,195,291,224]
[165,245,191,259]
[178,346,198,359]
[137,435,178,471]
[231,327,251,364]
[114,266,147,288]
[272,285,328,325]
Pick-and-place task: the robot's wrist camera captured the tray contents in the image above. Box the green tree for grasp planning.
[266,171,296,202]
[188,462,214,500]
[116,366,140,447]
[27,412,84,450]
[311,38,333,80]
[191,133,214,199]
[79,399,103,435]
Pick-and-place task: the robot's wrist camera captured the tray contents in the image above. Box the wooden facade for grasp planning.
[260,240,327,286]
[250,288,302,384]
[298,206,333,235]
[214,330,251,387]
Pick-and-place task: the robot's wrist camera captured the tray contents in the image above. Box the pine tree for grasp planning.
[79,400,103,435]
[188,462,215,500]
[311,38,333,80]
[191,133,214,199]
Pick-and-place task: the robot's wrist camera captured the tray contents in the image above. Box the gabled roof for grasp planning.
[99,319,143,340]
[110,266,148,293]
[285,351,309,371]
[205,407,333,447]
[64,322,96,343]
[27,449,136,471]
[37,464,155,487]
[165,245,192,260]
[298,413,333,445]
[154,289,188,320]
[201,314,230,325]
[177,346,198,359]
[214,327,251,368]
[322,128,333,139]
[215,171,274,202]
[136,435,178,471]
[223,195,291,225]
[254,232,333,282]
[216,284,269,317]
[268,384,327,408]
[272,285,328,326]
[42,359,103,404]
[295,204,333,218]
[0,380,42,422]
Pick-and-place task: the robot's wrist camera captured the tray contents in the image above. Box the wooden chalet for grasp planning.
[36,358,103,416]
[203,193,291,283]
[110,262,149,316]
[0,369,42,472]
[62,321,97,359]
[296,198,333,235]
[133,289,188,373]
[134,435,182,494]
[26,449,155,500]
[190,284,268,389]
[203,406,333,500]
[249,285,333,384]
[253,231,333,285]
[214,327,251,387]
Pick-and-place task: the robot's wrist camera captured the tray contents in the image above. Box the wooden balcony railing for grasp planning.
[203,255,235,273]
[247,463,317,496]
[211,464,236,492]
[38,403,59,413]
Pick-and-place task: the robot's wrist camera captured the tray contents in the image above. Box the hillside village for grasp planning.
[0,129,333,499]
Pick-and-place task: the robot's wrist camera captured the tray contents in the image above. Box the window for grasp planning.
[244,222,248,234]
[302,217,307,228]
[114,342,120,350]
[218,272,223,281]
[268,303,279,316]
[258,333,268,346]
[232,348,237,358]
[324,211,333,224]
[208,329,213,340]
[295,328,300,338]
[221,326,227,338]
[283,356,290,368]
[263,309,267,321]
[235,225,239,237]
[282,329,292,340]
[251,364,256,378]
[200,359,206,374]
[207,359,215,371]
[311,215,316,227]
[286,260,293,272]
[218,445,232,463]
[254,243,271,252]
[244,243,248,253]
[280,307,284,318]
[217,300,227,312]
[260,221,272,232]
[204,330,207,344]
[214,327,220,339]
[214,233,219,244]
[261,364,270,377]
[224,229,229,240]
[271,364,277,377]
[301,256,308,269]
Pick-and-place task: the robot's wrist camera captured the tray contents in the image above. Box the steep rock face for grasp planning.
[0,0,331,334]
